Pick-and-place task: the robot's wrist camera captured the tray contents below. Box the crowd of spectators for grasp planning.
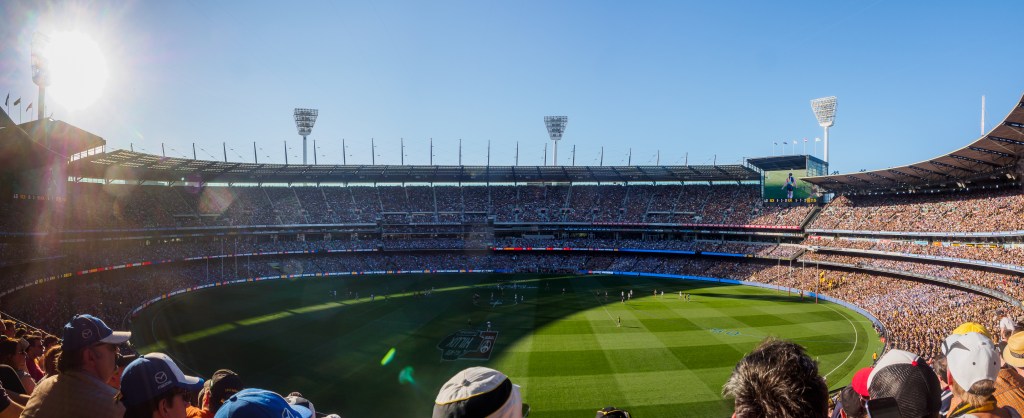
[2,183,818,232]
[807,236,1024,268]
[809,188,1024,233]
[5,246,1013,363]
[800,251,1024,300]
[1,244,1022,417]
[747,265,1008,359]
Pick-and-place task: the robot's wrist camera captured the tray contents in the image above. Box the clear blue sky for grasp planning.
[2,1,1022,174]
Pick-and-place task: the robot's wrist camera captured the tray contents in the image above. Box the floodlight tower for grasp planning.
[293,108,319,165]
[31,32,50,122]
[544,116,568,166]
[810,96,836,163]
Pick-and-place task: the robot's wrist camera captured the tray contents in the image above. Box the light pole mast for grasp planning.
[544,116,568,166]
[31,32,50,123]
[293,108,319,165]
[810,97,836,164]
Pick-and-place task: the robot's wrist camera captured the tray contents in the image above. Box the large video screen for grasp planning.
[763,169,813,201]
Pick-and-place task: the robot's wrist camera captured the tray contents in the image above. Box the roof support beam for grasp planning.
[988,135,1024,147]
[887,169,924,181]
[929,160,975,174]
[967,146,1012,158]
[951,153,1002,168]
[907,165,951,179]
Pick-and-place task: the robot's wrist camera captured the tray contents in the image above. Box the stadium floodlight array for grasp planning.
[544,116,568,166]
[293,108,319,165]
[30,32,51,122]
[810,97,836,163]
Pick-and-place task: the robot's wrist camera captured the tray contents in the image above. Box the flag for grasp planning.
[12,98,20,106]
[803,138,808,142]
[783,141,788,145]
[25,102,32,111]
[3,94,7,106]
[815,138,822,142]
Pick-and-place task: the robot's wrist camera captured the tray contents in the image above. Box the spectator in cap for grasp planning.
[121,353,205,418]
[866,349,942,418]
[213,388,312,418]
[20,314,130,418]
[284,393,314,417]
[996,332,1024,416]
[722,338,828,418]
[1000,313,1017,342]
[943,332,1017,418]
[830,386,866,418]
[187,369,243,418]
[433,366,529,418]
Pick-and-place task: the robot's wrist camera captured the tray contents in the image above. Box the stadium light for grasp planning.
[810,96,836,163]
[544,116,568,166]
[30,32,51,122]
[293,108,319,165]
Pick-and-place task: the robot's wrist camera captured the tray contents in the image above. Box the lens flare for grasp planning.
[44,31,108,110]
[380,347,396,366]
[398,366,415,385]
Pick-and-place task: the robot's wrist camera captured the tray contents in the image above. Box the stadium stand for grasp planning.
[5,90,1024,416]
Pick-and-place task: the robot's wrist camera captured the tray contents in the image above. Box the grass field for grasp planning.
[131,273,881,417]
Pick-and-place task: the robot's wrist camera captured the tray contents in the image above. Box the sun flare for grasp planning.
[42,31,108,110]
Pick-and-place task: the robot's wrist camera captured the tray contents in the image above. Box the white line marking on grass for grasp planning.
[591,293,617,324]
[821,303,860,379]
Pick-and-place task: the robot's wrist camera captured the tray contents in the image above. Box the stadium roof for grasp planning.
[746,155,825,171]
[0,109,90,172]
[68,149,761,184]
[803,91,1024,193]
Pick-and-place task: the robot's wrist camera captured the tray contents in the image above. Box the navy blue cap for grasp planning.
[214,389,313,418]
[61,314,130,352]
[121,353,204,407]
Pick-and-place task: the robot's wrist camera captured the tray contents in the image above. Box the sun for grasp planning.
[41,31,109,110]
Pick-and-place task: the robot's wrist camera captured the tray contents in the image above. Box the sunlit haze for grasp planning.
[2,1,1024,173]
[43,31,108,110]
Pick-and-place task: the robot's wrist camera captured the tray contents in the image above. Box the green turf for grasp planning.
[130,274,882,417]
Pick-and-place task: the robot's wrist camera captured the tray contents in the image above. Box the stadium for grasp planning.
[0,86,1022,416]
[4,4,1024,418]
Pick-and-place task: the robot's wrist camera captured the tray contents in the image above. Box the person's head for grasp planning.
[57,314,131,382]
[41,344,60,377]
[24,334,43,358]
[204,369,244,413]
[1003,331,1024,374]
[109,353,138,389]
[42,334,59,350]
[931,354,948,386]
[0,337,27,370]
[838,386,866,418]
[867,349,942,418]
[213,388,313,418]
[284,393,315,417]
[433,367,529,418]
[0,336,28,368]
[722,338,828,418]
[943,332,999,408]
[1,320,14,338]
[121,353,204,418]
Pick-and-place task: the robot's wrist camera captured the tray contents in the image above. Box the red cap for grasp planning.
[851,367,873,397]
